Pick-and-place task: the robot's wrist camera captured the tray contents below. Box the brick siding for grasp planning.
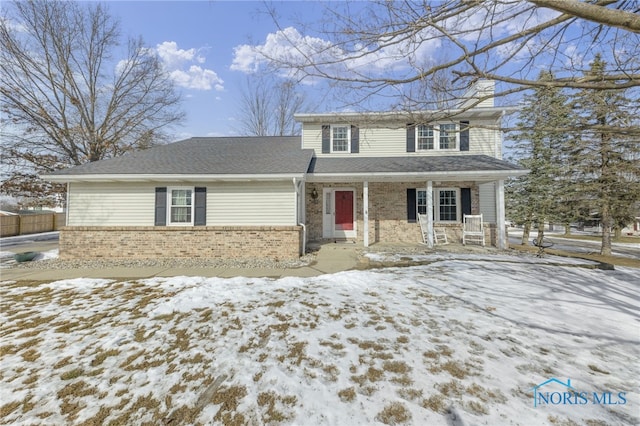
[59,226,303,261]
[306,181,500,246]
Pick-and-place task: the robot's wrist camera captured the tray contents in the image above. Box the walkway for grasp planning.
[0,241,364,281]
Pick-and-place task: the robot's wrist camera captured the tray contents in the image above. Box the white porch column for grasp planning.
[363,181,369,247]
[495,179,506,249]
[300,180,306,224]
[426,180,434,248]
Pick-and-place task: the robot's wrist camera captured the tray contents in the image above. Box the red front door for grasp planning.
[334,191,354,231]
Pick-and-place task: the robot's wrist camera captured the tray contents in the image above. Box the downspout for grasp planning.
[293,178,306,256]
[65,182,70,226]
[299,222,306,256]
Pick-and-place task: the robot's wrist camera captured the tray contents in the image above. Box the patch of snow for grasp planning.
[1,254,638,425]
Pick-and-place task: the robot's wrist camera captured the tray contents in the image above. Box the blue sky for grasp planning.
[107,1,327,139]
[92,1,631,140]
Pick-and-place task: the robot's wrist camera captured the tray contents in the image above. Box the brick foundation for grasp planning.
[59,226,303,261]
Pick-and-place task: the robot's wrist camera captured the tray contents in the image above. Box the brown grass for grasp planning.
[257,391,297,423]
[90,349,119,367]
[437,379,465,397]
[0,401,21,418]
[422,394,446,413]
[60,368,84,380]
[437,360,471,379]
[286,341,308,366]
[319,340,345,351]
[376,402,412,424]
[383,360,410,374]
[396,335,409,344]
[467,383,507,403]
[21,348,40,362]
[510,243,640,268]
[423,344,454,360]
[338,387,356,402]
[397,387,422,401]
[212,385,248,426]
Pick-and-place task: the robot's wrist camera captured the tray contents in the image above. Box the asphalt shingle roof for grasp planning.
[48,137,313,176]
[47,136,523,179]
[308,155,523,174]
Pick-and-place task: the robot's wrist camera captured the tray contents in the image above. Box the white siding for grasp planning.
[68,182,155,226]
[302,120,500,157]
[68,181,297,227]
[208,181,297,225]
[302,123,324,152]
[479,182,497,224]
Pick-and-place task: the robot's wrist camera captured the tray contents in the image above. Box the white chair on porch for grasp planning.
[418,214,448,245]
[462,214,485,246]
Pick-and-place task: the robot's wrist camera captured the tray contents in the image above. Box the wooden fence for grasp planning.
[0,212,66,238]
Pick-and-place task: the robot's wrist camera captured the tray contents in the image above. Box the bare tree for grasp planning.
[253,0,639,114]
[236,75,306,136]
[0,0,184,203]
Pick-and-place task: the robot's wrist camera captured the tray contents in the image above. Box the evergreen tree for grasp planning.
[506,71,572,245]
[568,54,640,255]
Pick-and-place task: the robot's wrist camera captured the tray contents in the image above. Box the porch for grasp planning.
[304,180,507,249]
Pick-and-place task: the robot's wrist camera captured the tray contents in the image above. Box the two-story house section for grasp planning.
[45,80,525,261]
[297,81,524,249]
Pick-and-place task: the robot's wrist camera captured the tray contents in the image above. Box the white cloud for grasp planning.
[231,26,440,82]
[230,3,563,82]
[155,41,223,91]
[231,27,337,74]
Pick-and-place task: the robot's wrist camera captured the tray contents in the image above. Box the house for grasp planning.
[44,80,526,261]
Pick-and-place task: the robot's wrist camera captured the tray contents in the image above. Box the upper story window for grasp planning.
[169,187,193,225]
[439,123,457,149]
[331,125,350,152]
[417,125,434,150]
[415,123,458,151]
[321,124,359,154]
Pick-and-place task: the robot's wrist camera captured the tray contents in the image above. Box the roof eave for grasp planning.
[42,173,308,183]
[295,106,519,123]
[307,169,527,183]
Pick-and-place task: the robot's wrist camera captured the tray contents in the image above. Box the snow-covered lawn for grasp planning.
[1,253,638,425]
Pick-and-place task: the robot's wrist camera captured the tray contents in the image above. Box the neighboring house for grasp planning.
[44,80,526,261]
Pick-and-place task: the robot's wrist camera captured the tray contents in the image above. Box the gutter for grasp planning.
[42,173,308,183]
[306,169,528,183]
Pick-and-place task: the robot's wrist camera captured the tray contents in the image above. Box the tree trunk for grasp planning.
[536,223,545,246]
[600,205,612,256]
[521,222,531,245]
[613,226,622,239]
[563,222,571,236]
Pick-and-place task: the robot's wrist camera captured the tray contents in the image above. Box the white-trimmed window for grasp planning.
[417,125,434,150]
[439,123,457,149]
[417,188,460,222]
[168,187,193,225]
[331,125,350,152]
[416,123,457,151]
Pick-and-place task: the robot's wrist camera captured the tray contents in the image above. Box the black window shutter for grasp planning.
[407,188,417,223]
[350,125,359,153]
[155,187,167,226]
[194,187,206,226]
[461,188,472,219]
[460,121,469,151]
[406,124,415,152]
[321,125,330,153]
